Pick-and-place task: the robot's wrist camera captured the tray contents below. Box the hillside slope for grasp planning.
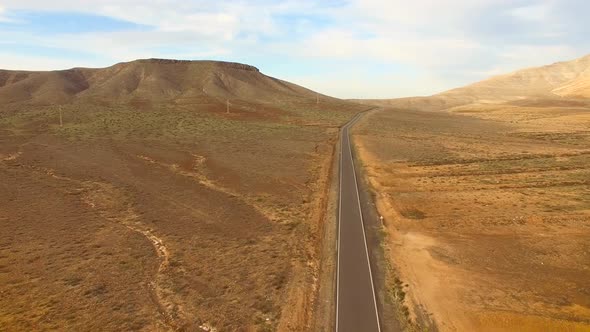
[552,67,590,98]
[440,54,590,102]
[0,68,92,105]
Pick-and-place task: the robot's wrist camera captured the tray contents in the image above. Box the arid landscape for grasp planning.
[2,54,590,332]
[3,2,590,331]
[0,59,368,331]
[2,53,590,331]
[353,55,590,331]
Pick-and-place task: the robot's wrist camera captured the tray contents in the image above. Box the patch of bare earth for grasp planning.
[352,106,590,331]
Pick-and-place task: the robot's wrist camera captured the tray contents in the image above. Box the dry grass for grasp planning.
[352,103,590,331]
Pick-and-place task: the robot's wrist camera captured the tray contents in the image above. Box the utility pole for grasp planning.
[59,106,63,127]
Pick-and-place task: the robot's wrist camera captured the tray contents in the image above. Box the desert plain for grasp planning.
[352,55,590,331]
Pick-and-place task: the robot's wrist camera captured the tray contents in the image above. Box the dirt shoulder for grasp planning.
[310,127,341,332]
[351,106,590,331]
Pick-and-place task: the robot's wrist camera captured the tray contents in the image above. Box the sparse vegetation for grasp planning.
[0,60,366,331]
[353,103,590,331]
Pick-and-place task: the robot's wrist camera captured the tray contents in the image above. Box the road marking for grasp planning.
[347,126,382,332]
[335,114,381,332]
[335,119,344,332]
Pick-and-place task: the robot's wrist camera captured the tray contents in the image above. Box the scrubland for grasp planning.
[353,102,590,331]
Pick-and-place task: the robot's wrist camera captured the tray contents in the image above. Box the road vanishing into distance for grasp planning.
[336,114,381,332]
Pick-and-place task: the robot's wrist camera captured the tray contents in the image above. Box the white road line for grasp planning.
[335,120,344,332]
[348,125,382,332]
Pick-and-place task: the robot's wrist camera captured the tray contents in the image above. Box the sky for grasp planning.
[0,0,588,98]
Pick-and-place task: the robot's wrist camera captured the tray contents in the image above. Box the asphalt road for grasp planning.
[336,114,381,332]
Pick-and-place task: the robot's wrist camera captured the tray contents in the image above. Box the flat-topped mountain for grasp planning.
[0,59,323,106]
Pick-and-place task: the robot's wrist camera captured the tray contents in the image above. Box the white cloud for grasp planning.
[289,28,481,68]
[0,0,588,98]
[287,69,448,99]
[0,53,86,71]
[0,0,313,37]
[510,3,552,21]
[495,44,580,73]
[0,5,15,22]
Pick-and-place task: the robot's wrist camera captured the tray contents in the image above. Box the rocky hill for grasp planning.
[0,58,326,107]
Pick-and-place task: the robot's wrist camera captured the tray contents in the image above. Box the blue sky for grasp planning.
[0,0,588,98]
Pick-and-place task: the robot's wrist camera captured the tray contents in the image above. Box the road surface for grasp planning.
[336,114,381,332]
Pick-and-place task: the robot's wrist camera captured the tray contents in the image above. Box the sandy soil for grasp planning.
[352,105,590,331]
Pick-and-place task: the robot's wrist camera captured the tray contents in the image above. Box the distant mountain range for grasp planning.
[3,54,589,112]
